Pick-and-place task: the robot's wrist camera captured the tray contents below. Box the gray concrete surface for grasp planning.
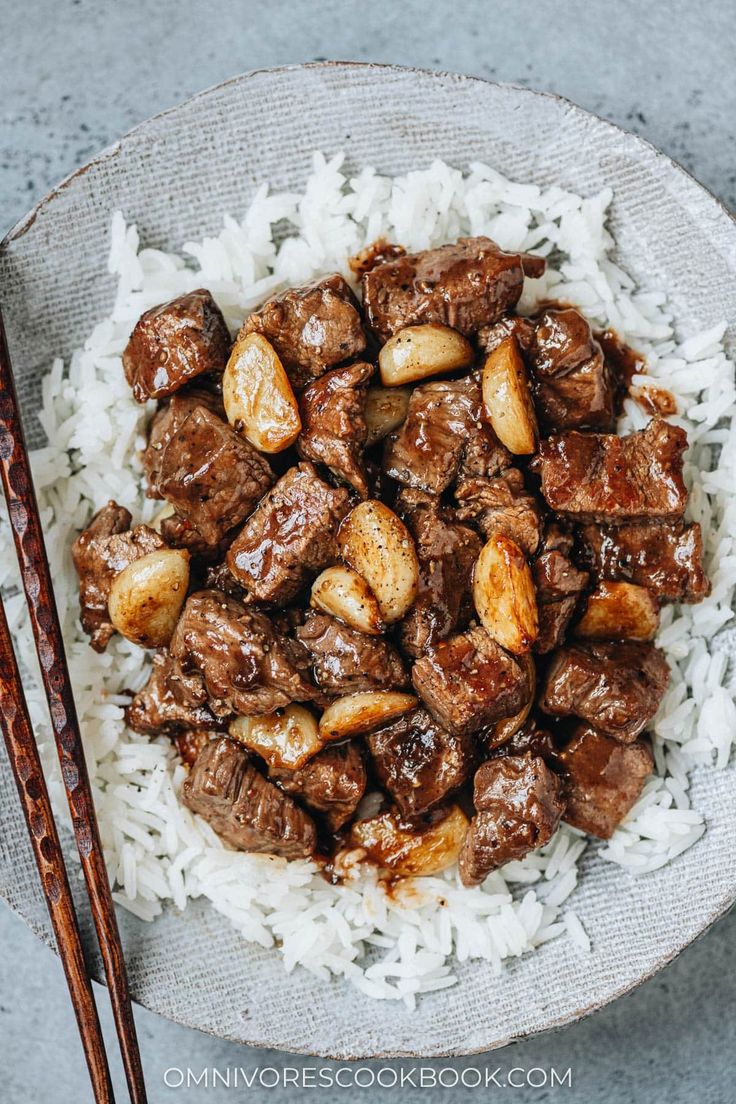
[1,0,735,1100]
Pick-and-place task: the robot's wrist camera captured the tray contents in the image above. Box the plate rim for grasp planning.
[4,59,736,253]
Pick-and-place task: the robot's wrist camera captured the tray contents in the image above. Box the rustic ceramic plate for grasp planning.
[1,63,735,1059]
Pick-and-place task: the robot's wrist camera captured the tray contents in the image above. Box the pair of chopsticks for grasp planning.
[0,309,147,1103]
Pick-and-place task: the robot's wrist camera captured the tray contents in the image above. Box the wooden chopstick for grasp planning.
[0,596,115,1103]
[0,310,147,1104]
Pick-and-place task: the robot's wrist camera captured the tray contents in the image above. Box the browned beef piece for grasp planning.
[226,463,351,605]
[396,489,482,658]
[362,236,545,341]
[203,560,249,600]
[123,290,230,403]
[270,742,367,832]
[175,728,220,768]
[541,641,670,743]
[459,756,566,886]
[477,314,536,356]
[156,405,273,544]
[158,511,231,561]
[455,469,543,556]
[126,652,220,734]
[490,721,559,766]
[271,607,308,635]
[367,707,474,817]
[577,520,710,603]
[71,503,165,651]
[559,723,653,838]
[143,387,224,498]
[527,307,616,432]
[297,361,372,496]
[534,553,589,654]
[384,376,510,495]
[169,590,321,716]
[535,418,688,523]
[182,737,317,858]
[71,501,131,646]
[596,328,645,391]
[411,626,529,737]
[295,611,407,694]
[533,523,590,654]
[239,273,366,389]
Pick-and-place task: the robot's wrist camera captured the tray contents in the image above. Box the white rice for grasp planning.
[2,151,735,1004]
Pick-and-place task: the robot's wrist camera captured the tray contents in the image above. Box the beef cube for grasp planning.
[578,520,710,603]
[158,510,231,561]
[125,652,220,734]
[397,489,482,657]
[170,590,320,716]
[270,741,367,832]
[203,560,249,600]
[596,327,647,409]
[535,418,688,523]
[477,314,536,356]
[559,724,653,838]
[384,376,510,495]
[72,503,165,651]
[175,728,220,768]
[411,626,529,737]
[383,382,465,495]
[76,500,132,541]
[532,524,590,654]
[457,416,515,484]
[226,463,351,605]
[455,469,543,556]
[143,387,224,498]
[489,721,559,766]
[534,597,577,657]
[459,756,566,886]
[528,307,616,431]
[362,236,545,341]
[182,737,316,858]
[123,290,230,403]
[71,500,132,648]
[367,707,474,817]
[541,519,575,556]
[297,361,373,496]
[540,641,670,743]
[239,273,366,388]
[157,405,273,544]
[533,550,589,654]
[295,611,407,695]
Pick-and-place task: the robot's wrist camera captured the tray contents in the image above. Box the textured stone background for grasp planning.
[1,1,734,1100]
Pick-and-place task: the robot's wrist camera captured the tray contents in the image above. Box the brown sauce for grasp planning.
[319,853,412,899]
[534,298,576,313]
[596,327,644,390]
[596,327,676,418]
[381,875,430,907]
[631,385,678,417]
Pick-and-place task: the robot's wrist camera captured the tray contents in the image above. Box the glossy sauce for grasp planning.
[631,385,677,416]
[596,327,677,416]
[596,327,643,390]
